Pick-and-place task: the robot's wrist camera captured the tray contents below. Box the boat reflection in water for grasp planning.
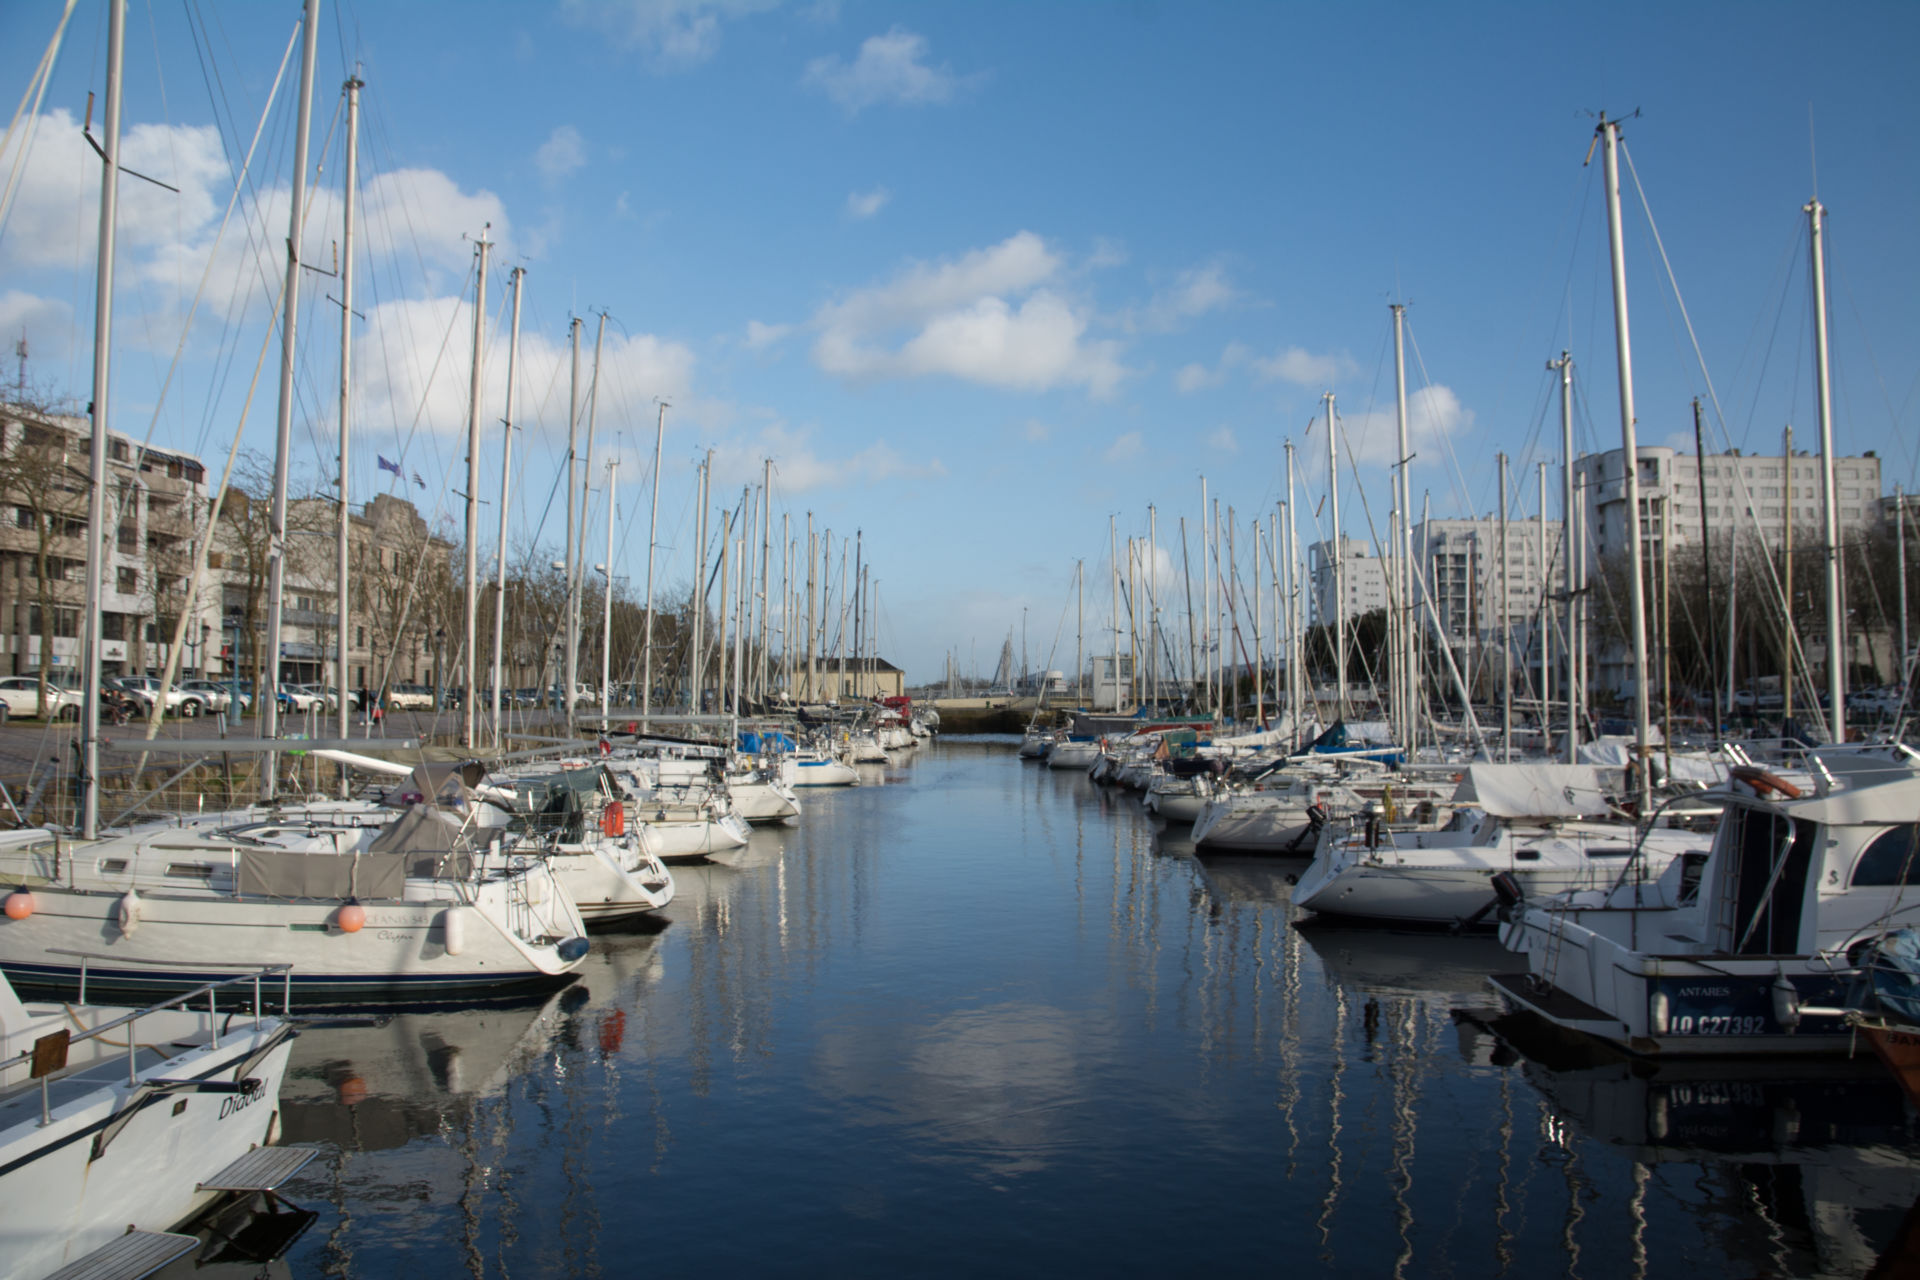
[243,742,1920,1276]
[1463,1006,1920,1279]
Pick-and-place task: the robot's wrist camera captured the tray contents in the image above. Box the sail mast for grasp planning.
[601,459,616,722]
[1807,196,1845,743]
[260,0,320,803]
[335,73,359,756]
[491,266,523,747]
[640,401,665,728]
[563,316,581,730]
[461,231,489,749]
[1598,114,1653,813]
[78,0,127,838]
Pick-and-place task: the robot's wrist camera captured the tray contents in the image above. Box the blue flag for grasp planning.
[377,455,402,477]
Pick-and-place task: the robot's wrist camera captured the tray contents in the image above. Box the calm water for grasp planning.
[270,739,1920,1277]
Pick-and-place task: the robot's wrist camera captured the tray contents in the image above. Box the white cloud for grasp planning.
[709,422,946,493]
[744,319,793,349]
[804,28,966,113]
[1104,431,1143,464]
[845,186,891,219]
[1087,237,1128,269]
[1173,341,1247,393]
[810,231,1127,396]
[0,291,74,368]
[1252,344,1356,389]
[1331,384,1474,468]
[1022,419,1049,443]
[1208,427,1239,453]
[352,295,695,459]
[1129,262,1237,333]
[535,126,587,184]
[559,0,779,65]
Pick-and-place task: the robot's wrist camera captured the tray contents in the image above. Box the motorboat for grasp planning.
[1492,750,1920,1055]
[1045,738,1100,771]
[0,963,308,1280]
[1292,763,1709,927]
[1189,771,1367,856]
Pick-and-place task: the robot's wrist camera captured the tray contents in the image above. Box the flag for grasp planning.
[377,455,402,477]
[412,472,426,489]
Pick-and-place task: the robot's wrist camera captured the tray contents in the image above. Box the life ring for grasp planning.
[1729,764,1803,801]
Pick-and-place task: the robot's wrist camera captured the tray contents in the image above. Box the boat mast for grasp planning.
[601,459,616,722]
[1808,196,1845,744]
[759,459,772,702]
[1784,423,1795,728]
[640,401,665,728]
[1392,304,1413,754]
[1076,557,1085,705]
[1198,479,1209,717]
[575,313,606,714]
[1598,114,1654,814]
[261,0,320,803]
[852,528,863,699]
[1148,504,1159,711]
[1538,461,1549,749]
[1284,441,1300,743]
[335,73,360,756]
[563,316,581,731]
[1324,392,1345,720]
[78,0,127,838]
[1689,399,1718,737]
[461,230,489,750]
[1898,486,1910,699]
[1110,515,1121,711]
[688,450,710,713]
[1551,351,1578,761]
[491,265,523,748]
[805,511,816,702]
[1498,451,1511,761]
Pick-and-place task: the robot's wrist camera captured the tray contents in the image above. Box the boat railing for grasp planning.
[6,953,294,1127]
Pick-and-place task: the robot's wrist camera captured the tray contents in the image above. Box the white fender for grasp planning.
[116,888,142,938]
[442,905,469,956]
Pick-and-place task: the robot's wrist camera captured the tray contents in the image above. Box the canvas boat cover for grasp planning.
[237,849,407,900]
[365,803,475,879]
[1452,763,1611,818]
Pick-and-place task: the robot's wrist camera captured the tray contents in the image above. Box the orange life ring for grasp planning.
[1729,764,1802,801]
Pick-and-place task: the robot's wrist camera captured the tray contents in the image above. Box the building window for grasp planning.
[117,567,137,594]
[28,605,79,639]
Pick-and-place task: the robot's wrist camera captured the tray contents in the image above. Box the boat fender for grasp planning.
[3,886,33,920]
[1770,971,1801,1032]
[557,936,591,963]
[336,898,366,933]
[1729,765,1803,801]
[116,887,141,938]
[1648,991,1671,1035]
[442,905,469,956]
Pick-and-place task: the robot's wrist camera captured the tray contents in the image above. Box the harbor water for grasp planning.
[275,739,1920,1276]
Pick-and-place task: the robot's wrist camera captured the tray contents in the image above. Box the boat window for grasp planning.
[1851,824,1920,887]
[1514,848,1541,862]
[1587,847,1633,858]
[165,862,214,879]
[98,858,128,874]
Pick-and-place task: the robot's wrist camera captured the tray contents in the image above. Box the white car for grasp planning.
[277,684,324,712]
[116,676,200,716]
[383,683,435,711]
[0,676,78,721]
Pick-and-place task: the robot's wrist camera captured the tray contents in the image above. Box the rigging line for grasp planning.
[1829,236,1919,488]
[0,1,80,247]
[1401,319,1477,519]
[129,19,300,464]
[1617,140,1744,453]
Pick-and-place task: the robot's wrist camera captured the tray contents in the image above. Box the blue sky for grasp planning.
[4,1,1917,683]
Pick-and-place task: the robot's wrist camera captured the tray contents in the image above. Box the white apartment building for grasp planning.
[1409,516,1566,645]
[1307,537,1392,629]
[1574,445,1883,562]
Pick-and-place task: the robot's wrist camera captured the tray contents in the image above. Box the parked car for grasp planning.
[180,679,243,714]
[117,675,200,716]
[0,676,79,721]
[384,683,434,711]
[276,684,323,713]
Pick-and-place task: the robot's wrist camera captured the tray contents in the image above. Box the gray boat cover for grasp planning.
[366,803,474,879]
[237,849,407,900]
[1452,763,1610,818]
